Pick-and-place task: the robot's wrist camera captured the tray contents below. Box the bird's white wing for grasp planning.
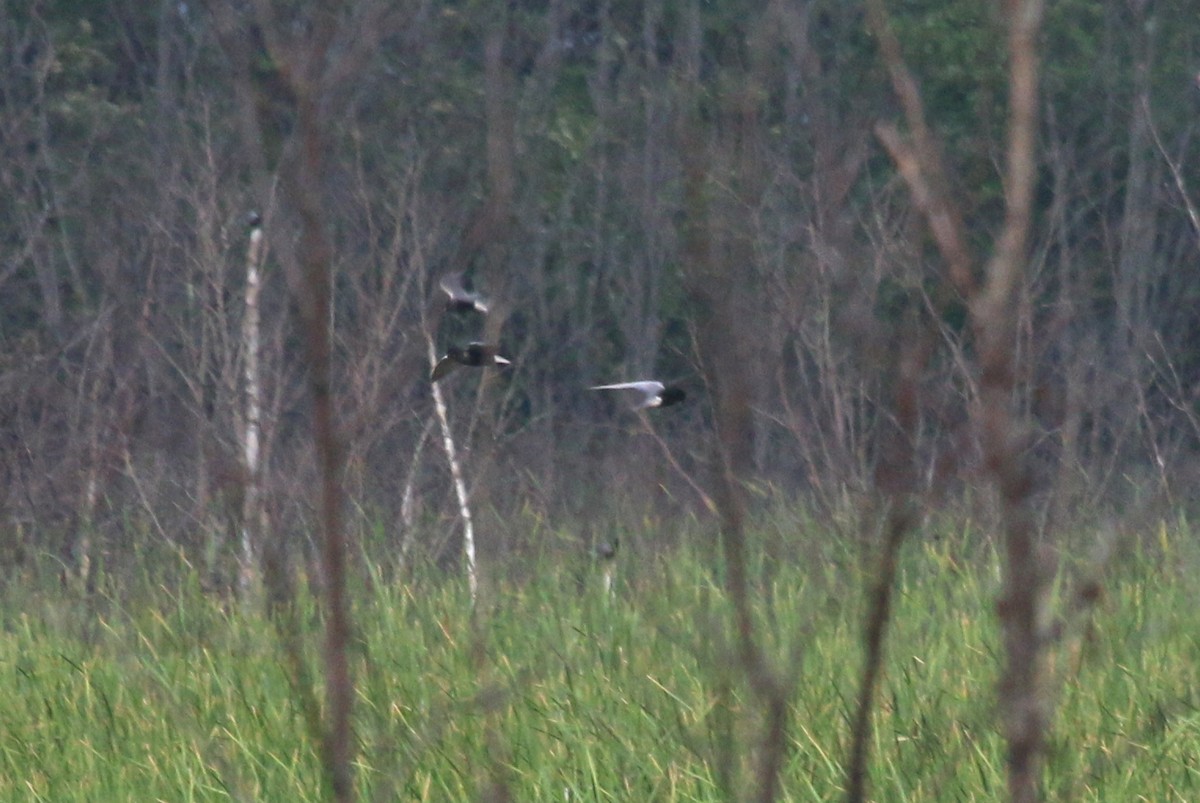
[439,272,467,296]
[440,272,488,311]
[590,381,665,395]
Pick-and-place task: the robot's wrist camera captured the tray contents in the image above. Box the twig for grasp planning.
[866,0,976,299]
[637,414,718,515]
[1144,96,1200,244]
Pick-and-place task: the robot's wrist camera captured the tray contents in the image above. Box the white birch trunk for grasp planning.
[239,221,266,595]
[426,336,478,604]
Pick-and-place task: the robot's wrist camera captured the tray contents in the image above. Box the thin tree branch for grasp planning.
[866,0,976,299]
[845,333,927,803]
[1144,96,1200,244]
[637,414,718,515]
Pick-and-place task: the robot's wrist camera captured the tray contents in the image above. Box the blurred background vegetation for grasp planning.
[1,0,1198,589]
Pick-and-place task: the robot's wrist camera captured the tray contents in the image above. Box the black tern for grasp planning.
[439,272,489,314]
[431,343,511,381]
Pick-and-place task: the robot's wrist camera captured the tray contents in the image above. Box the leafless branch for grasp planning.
[1144,96,1200,244]
[845,334,927,803]
[867,1,1049,800]
[866,0,976,299]
[637,414,718,516]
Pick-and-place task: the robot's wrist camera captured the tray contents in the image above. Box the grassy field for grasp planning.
[2,514,1199,801]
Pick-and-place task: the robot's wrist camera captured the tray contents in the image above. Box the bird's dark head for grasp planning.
[659,386,686,407]
[593,537,619,560]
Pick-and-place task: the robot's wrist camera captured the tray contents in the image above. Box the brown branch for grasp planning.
[637,414,718,516]
[283,88,355,802]
[978,4,1047,802]
[845,501,914,803]
[867,1,1049,801]
[1144,96,1200,245]
[873,122,975,298]
[867,0,976,299]
[844,333,927,803]
[213,2,368,799]
[675,6,789,794]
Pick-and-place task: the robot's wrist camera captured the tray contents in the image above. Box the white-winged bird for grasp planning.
[590,380,685,410]
[439,271,490,314]
[431,342,511,382]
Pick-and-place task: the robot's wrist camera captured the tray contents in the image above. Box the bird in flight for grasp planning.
[431,342,511,381]
[439,271,490,314]
[590,380,685,410]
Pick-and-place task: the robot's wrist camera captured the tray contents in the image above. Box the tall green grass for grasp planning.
[2,515,1198,800]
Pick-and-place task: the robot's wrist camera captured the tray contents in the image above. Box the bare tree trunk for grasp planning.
[976,5,1046,800]
[208,1,398,797]
[463,14,516,525]
[238,215,268,595]
[398,418,434,569]
[289,90,355,803]
[425,333,479,604]
[869,1,1048,800]
[70,372,106,594]
[845,334,927,803]
[675,4,789,800]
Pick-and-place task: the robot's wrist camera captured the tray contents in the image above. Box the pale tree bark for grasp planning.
[398,419,433,568]
[424,333,479,604]
[419,234,480,604]
[238,215,268,595]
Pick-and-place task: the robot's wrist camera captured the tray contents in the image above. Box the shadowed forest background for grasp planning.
[2,0,1200,799]
[5,0,1200,583]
